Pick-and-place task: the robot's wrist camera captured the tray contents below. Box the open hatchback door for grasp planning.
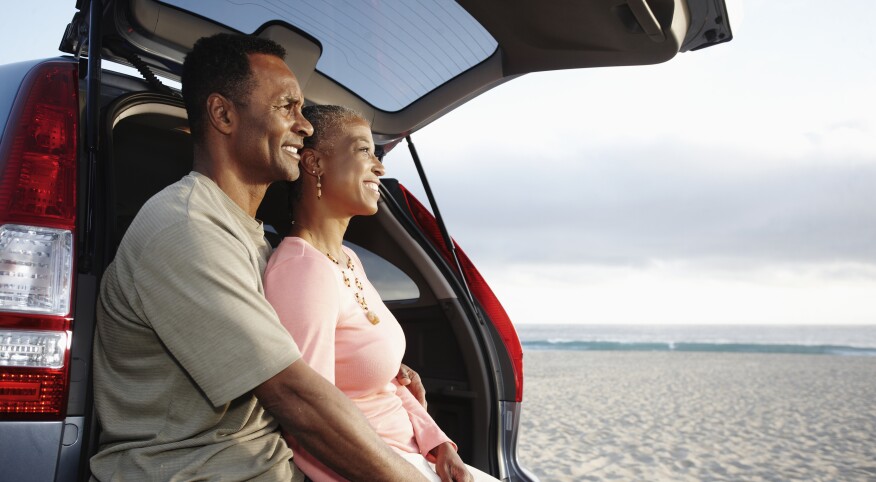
[67,0,731,144]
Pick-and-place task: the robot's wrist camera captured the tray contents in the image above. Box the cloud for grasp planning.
[386,139,876,268]
[484,261,876,325]
[381,10,876,269]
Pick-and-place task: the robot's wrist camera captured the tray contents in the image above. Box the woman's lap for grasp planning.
[398,452,500,482]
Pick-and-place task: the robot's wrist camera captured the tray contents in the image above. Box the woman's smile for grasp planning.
[364,180,380,196]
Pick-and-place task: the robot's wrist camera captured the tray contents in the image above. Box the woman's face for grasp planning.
[320,119,385,216]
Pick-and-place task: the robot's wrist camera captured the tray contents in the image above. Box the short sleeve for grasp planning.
[264,246,340,383]
[134,220,300,407]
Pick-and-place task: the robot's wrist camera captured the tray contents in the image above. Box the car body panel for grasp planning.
[0,421,64,481]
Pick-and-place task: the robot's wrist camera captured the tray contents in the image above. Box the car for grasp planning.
[0,0,732,480]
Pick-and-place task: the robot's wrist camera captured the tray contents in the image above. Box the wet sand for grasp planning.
[516,351,876,481]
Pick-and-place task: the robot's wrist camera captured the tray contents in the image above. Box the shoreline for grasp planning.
[516,350,876,481]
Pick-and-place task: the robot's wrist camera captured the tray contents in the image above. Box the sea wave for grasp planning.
[521,340,876,356]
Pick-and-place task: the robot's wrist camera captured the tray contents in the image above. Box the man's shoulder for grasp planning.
[113,175,229,264]
[128,174,233,238]
[134,174,198,224]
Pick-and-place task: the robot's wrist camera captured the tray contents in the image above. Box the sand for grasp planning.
[516,351,876,481]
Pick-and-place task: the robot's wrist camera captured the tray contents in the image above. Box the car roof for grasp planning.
[69,0,731,145]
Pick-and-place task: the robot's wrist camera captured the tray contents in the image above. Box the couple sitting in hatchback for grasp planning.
[91,33,495,482]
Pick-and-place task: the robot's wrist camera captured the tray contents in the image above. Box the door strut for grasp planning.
[81,0,104,272]
[405,135,475,307]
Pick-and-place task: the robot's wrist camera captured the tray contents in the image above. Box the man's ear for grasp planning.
[300,148,322,177]
[205,93,235,135]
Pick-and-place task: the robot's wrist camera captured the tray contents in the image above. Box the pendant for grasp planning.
[367,311,380,325]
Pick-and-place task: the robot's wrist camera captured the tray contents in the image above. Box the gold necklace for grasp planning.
[326,252,380,325]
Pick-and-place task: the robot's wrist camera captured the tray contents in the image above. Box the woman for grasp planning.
[264,105,497,482]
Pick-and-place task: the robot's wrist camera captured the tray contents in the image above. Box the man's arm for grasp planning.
[254,359,429,482]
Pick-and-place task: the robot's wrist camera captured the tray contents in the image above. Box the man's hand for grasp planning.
[432,442,473,482]
[397,363,427,409]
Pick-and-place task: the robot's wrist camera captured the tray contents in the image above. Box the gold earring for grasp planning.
[316,173,322,200]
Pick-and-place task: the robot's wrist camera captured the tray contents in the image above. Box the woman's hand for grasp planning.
[431,442,473,482]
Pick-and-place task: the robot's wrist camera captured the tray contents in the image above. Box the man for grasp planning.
[91,33,428,481]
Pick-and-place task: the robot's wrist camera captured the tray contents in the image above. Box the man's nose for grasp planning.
[294,115,314,137]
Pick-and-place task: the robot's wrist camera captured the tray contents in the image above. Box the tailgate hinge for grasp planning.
[59,10,89,59]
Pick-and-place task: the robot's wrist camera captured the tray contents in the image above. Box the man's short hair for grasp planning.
[182,33,287,141]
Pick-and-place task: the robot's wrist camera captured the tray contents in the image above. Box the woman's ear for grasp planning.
[206,93,235,135]
[300,148,322,177]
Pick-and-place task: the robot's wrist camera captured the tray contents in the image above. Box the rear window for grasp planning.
[160,0,498,112]
[345,241,419,301]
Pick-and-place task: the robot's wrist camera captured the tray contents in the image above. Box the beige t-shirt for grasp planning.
[91,172,302,481]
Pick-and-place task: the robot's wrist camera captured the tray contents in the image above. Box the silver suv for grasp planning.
[0,1,731,480]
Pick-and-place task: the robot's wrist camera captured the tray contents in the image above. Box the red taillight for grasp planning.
[397,184,524,402]
[0,61,78,420]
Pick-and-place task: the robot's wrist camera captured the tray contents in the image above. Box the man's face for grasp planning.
[231,53,313,184]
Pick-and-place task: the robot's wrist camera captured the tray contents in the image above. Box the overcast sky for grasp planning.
[384,0,876,325]
[3,1,874,325]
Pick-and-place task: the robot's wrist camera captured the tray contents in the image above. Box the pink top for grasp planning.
[264,237,453,481]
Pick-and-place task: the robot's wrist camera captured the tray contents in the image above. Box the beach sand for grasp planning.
[516,351,876,481]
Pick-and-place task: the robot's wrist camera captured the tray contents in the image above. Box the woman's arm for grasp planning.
[396,384,456,459]
[265,254,339,380]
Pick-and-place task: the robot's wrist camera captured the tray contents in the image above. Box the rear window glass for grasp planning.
[345,241,419,302]
[161,0,498,112]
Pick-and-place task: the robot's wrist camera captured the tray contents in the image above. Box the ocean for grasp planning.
[516,324,876,356]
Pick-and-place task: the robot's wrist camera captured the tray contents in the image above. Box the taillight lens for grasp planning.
[0,61,78,420]
[397,184,524,402]
[0,225,73,315]
[0,331,67,368]
[0,62,77,228]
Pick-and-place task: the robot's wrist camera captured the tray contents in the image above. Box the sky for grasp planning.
[2,1,875,325]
